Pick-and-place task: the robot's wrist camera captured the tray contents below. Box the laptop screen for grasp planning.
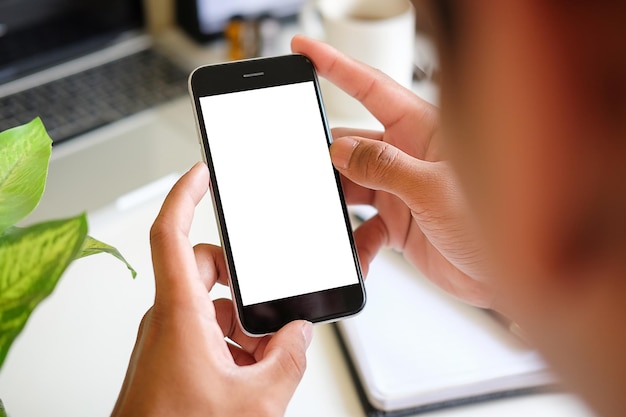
[0,0,144,83]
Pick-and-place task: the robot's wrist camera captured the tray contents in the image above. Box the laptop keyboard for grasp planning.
[0,49,189,144]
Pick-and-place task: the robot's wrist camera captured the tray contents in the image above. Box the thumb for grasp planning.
[330,136,442,208]
[260,320,313,391]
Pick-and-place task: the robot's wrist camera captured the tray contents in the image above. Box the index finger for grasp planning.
[291,35,420,129]
[150,162,210,304]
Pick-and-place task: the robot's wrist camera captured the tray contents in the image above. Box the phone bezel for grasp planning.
[189,54,366,336]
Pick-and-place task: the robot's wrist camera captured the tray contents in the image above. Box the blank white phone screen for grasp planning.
[199,81,360,306]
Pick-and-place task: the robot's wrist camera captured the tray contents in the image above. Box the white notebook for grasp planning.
[336,248,556,415]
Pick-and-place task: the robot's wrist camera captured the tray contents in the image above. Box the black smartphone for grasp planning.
[188,54,366,336]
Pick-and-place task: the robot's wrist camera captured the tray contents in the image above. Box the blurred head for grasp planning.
[416,1,626,415]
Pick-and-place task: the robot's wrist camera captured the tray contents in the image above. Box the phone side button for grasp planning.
[199,145,208,164]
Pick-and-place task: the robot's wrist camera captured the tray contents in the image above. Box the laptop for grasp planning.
[0,0,202,222]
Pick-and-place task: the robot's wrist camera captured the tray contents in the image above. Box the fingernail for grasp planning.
[302,321,314,349]
[190,161,206,174]
[331,137,359,170]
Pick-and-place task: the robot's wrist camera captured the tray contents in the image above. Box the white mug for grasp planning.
[300,0,415,122]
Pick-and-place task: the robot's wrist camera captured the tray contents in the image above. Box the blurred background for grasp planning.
[0,0,438,221]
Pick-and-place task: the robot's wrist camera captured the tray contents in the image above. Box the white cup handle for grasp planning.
[298,1,325,40]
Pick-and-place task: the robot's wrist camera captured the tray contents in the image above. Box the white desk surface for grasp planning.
[0,27,596,417]
[0,152,595,417]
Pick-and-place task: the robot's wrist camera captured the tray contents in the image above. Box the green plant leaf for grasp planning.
[0,398,6,417]
[77,236,137,278]
[0,214,88,369]
[0,118,52,234]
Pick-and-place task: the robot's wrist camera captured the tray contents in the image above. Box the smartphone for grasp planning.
[188,54,366,336]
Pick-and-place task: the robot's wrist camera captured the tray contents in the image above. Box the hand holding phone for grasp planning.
[189,54,366,336]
